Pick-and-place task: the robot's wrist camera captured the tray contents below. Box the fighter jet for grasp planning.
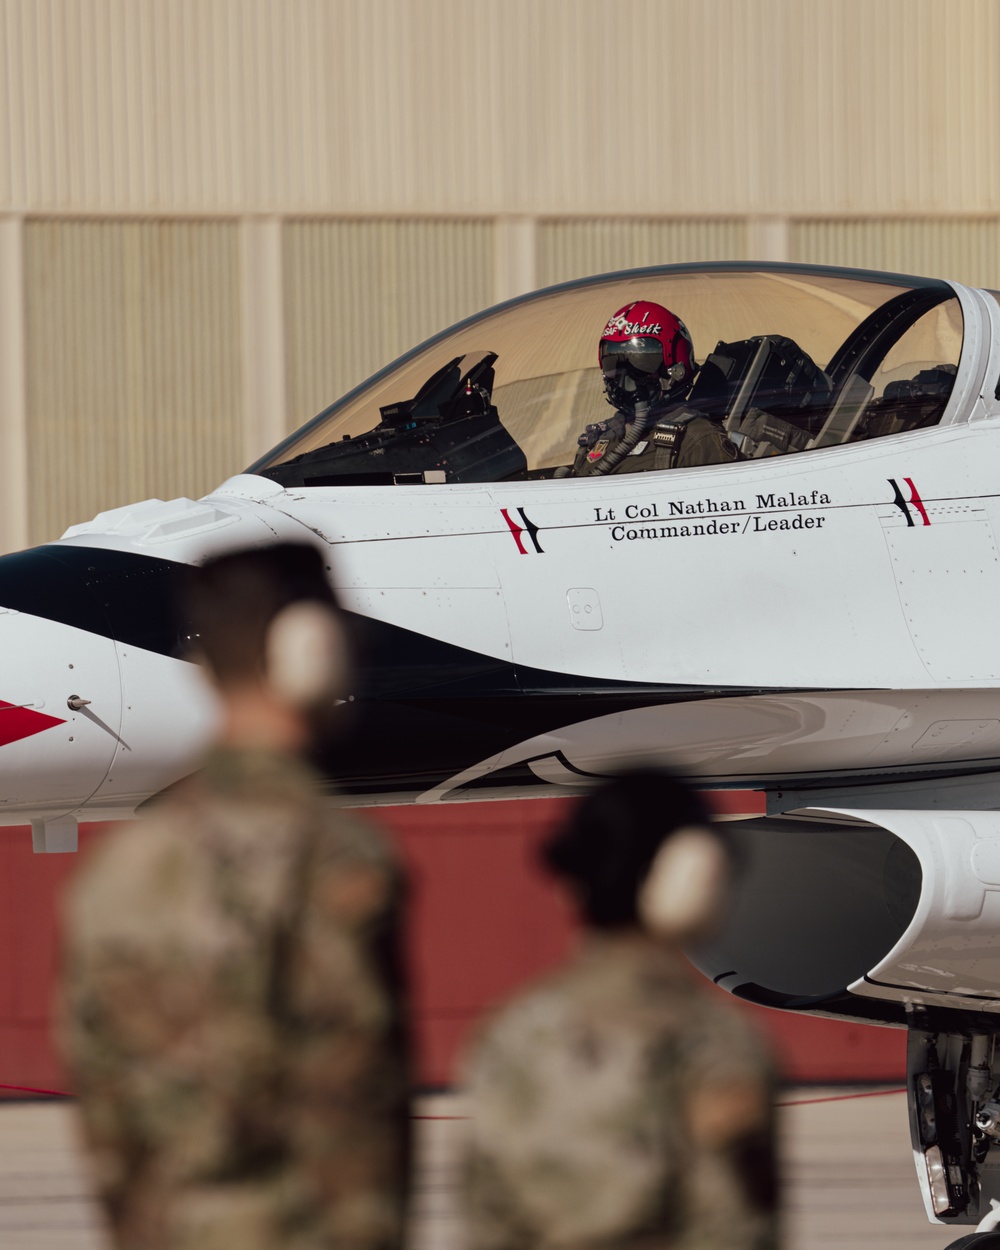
[4,260,1000,1242]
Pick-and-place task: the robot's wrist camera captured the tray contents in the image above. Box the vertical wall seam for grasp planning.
[0,215,28,554]
[493,217,538,304]
[240,215,286,467]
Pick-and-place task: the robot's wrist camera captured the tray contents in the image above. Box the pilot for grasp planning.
[571,300,741,475]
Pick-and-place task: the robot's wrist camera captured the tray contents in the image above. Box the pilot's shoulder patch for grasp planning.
[587,438,611,462]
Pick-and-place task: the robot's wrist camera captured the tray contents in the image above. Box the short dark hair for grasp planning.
[541,767,727,929]
[183,543,340,687]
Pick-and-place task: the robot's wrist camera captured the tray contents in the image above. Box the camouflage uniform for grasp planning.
[572,409,739,476]
[462,936,778,1250]
[60,747,409,1250]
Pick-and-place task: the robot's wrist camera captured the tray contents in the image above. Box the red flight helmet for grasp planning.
[598,300,695,411]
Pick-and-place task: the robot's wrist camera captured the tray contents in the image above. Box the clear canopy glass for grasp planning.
[252,264,963,483]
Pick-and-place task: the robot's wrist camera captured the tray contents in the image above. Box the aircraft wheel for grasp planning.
[944,1234,1000,1249]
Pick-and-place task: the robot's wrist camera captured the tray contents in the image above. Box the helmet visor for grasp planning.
[600,336,664,378]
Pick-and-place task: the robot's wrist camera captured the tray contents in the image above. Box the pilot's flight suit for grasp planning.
[573,407,740,475]
[462,936,779,1250]
[61,747,409,1250]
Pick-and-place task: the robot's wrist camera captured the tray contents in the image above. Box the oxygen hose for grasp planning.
[592,398,654,475]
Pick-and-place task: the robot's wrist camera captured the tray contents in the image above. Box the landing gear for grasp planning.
[908,1031,1000,1235]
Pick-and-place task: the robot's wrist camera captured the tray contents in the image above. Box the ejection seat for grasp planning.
[684,335,832,459]
[858,365,957,440]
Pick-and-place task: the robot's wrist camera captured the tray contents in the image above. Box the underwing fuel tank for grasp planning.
[691,809,1000,1025]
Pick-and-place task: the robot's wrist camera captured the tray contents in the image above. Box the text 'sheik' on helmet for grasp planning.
[598,300,695,409]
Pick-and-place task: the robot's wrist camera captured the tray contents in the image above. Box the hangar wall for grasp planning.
[24,219,243,543]
[2,0,999,217]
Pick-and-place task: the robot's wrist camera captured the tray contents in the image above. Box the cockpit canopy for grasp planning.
[252,263,964,487]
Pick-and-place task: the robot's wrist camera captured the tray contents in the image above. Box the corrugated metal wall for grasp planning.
[283,219,494,434]
[24,219,241,543]
[2,0,1000,216]
[537,220,750,288]
[792,219,1000,289]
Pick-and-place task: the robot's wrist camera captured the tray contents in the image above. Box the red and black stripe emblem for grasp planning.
[500,507,544,554]
[888,477,931,527]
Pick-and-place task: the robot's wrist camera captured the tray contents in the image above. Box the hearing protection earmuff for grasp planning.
[636,826,729,939]
[264,600,346,709]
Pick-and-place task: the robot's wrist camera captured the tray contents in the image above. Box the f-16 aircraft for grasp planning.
[4,260,1000,1242]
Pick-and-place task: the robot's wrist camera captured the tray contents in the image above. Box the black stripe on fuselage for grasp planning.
[0,543,808,791]
[0,544,194,656]
[0,543,785,698]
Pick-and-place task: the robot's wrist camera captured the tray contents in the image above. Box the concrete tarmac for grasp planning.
[0,1089,969,1249]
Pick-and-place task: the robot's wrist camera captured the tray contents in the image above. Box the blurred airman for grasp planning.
[60,543,409,1250]
[461,767,779,1250]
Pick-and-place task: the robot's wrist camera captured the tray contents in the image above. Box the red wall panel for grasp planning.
[380,798,578,1085]
[0,802,905,1096]
[0,823,107,1093]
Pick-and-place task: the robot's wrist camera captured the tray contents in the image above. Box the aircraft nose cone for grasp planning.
[0,543,215,826]
[0,599,122,821]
